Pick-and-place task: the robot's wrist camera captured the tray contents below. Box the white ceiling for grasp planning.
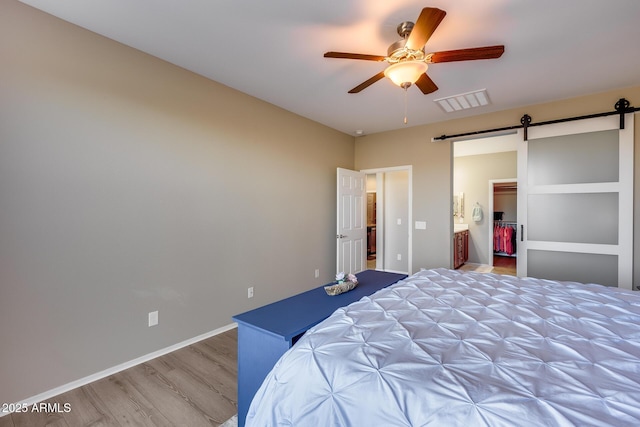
[19,0,640,136]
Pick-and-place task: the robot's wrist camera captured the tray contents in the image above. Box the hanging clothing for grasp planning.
[494,222,516,256]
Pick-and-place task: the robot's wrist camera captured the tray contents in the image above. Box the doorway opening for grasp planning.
[361,166,412,274]
[453,132,519,273]
[366,175,377,269]
[489,179,517,275]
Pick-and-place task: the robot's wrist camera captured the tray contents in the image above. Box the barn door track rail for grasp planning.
[432,98,639,142]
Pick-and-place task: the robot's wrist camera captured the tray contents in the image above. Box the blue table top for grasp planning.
[233,270,407,341]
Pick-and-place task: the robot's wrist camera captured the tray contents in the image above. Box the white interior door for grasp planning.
[337,168,366,274]
[517,114,634,288]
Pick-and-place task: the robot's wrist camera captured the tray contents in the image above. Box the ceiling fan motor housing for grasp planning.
[387,21,425,63]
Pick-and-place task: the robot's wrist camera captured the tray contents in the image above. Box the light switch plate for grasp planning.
[148,311,158,327]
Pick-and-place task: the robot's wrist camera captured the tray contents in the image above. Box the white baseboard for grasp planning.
[1,322,238,417]
[383,268,409,275]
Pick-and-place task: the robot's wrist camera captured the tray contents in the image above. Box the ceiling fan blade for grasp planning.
[405,7,447,51]
[428,45,505,63]
[348,71,386,93]
[324,52,386,61]
[415,73,438,95]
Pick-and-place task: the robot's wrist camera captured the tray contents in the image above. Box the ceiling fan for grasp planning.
[324,7,504,95]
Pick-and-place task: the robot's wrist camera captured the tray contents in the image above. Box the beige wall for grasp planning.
[356,86,640,278]
[0,1,353,405]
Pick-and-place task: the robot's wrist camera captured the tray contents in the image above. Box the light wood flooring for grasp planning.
[456,255,517,276]
[367,255,376,270]
[0,328,238,427]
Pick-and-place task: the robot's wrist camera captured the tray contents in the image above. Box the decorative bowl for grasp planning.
[324,281,357,296]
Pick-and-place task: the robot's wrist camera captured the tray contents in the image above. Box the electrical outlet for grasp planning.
[148,311,158,327]
[397,254,402,261]
[315,269,320,278]
[248,287,254,298]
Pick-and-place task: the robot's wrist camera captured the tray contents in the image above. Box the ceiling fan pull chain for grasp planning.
[404,87,408,124]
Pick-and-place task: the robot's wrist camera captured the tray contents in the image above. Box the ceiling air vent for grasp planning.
[434,89,490,113]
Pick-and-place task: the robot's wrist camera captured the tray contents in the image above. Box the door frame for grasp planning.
[361,165,413,274]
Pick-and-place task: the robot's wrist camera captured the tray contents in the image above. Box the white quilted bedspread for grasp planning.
[246,269,640,427]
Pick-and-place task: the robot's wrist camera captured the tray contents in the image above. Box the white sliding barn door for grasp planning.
[337,168,366,275]
[517,114,634,289]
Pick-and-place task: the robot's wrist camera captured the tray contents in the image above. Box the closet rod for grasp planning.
[432,98,639,142]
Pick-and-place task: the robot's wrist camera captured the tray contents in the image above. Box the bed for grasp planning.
[245,268,640,426]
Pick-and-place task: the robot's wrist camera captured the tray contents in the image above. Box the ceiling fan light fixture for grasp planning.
[384,61,428,87]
